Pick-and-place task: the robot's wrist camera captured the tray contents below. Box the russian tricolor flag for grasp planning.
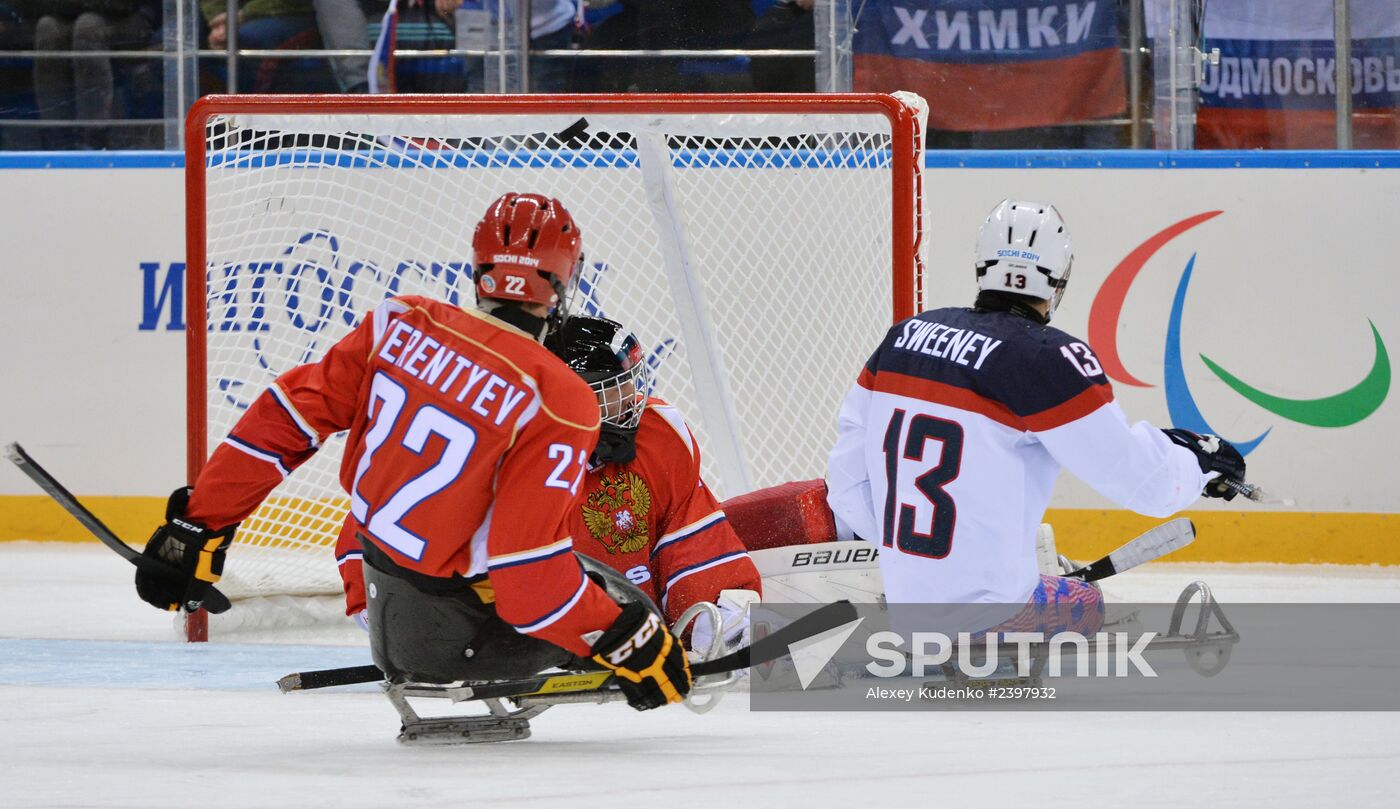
[854,1,1125,131]
[1191,0,1399,148]
[368,0,399,94]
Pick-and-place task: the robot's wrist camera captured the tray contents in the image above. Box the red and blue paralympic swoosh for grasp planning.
[1088,212,1390,457]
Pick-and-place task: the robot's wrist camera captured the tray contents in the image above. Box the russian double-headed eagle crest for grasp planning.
[581,471,652,554]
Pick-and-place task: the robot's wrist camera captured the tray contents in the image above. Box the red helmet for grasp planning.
[472,193,583,310]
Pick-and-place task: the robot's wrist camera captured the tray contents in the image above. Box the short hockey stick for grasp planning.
[1062,517,1196,583]
[281,664,382,692]
[4,442,232,614]
[278,598,860,694]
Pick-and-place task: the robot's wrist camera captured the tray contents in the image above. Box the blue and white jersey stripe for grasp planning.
[486,537,574,571]
[336,550,363,567]
[650,511,726,558]
[660,550,752,607]
[270,384,321,449]
[223,435,290,477]
[511,572,589,634]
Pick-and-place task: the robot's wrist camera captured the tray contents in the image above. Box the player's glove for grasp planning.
[1162,428,1247,500]
[591,601,692,711]
[134,487,238,612]
[689,589,761,656]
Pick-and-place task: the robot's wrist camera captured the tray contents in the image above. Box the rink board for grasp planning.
[0,150,1396,563]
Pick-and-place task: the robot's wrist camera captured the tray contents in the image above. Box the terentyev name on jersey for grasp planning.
[378,320,531,426]
[891,319,1003,369]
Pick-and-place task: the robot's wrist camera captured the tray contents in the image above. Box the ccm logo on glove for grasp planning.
[601,611,662,666]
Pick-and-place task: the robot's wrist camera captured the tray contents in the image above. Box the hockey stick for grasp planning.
[4,442,232,614]
[278,598,860,694]
[287,518,1203,692]
[280,663,382,692]
[1062,517,1196,583]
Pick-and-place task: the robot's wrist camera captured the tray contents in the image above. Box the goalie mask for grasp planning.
[545,316,652,465]
[974,199,1074,320]
[473,193,584,316]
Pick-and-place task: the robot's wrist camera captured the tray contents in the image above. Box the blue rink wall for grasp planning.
[0,150,1396,564]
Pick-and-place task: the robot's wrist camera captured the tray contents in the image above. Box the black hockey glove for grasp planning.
[591,602,692,711]
[134,487,238,612]
[1163,428,1247,501]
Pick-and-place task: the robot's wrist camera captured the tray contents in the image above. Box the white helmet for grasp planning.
[974,200,1074,320]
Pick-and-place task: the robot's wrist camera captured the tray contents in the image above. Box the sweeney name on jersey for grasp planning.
[377,320,532,426]
[891,319,1003,370]
[870,307,1112,433]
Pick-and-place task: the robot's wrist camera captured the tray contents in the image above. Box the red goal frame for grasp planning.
[182,93,925,641]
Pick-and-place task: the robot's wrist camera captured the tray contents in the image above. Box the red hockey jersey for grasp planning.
[567,399,761,625]
[186,295,622,656]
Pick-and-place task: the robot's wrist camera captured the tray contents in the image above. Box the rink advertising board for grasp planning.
[0,151,1396,564]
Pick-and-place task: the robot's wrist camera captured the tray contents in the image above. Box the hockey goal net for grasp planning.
[186,93,926,640]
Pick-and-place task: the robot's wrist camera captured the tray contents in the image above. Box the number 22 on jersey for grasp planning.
[881,408,964,559]
[347,371,590,562]
[349,372,478,560]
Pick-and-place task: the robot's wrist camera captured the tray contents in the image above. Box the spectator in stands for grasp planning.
[359,0,466,93]
[577,0,754,92]
[313,0,369,93]
[429,0,576,92]
[31,0,157,149]
[202,0,324,93]
[746,0,812,92]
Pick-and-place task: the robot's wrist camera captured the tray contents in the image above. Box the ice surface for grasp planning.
[2,542,1398,808]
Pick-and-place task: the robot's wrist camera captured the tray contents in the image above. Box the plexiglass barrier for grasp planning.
[0,0,1394,151]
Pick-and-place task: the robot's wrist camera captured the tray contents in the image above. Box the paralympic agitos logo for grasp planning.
[1087,211,1390,456]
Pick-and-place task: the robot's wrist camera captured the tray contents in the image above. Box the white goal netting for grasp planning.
[190,94,926,609]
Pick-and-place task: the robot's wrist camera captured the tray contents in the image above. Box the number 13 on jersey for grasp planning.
[881,408,964,559]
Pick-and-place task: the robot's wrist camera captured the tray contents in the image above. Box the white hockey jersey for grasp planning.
[826,306,1211,607]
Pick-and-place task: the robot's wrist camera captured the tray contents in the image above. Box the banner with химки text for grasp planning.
[855,0,1125,131]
